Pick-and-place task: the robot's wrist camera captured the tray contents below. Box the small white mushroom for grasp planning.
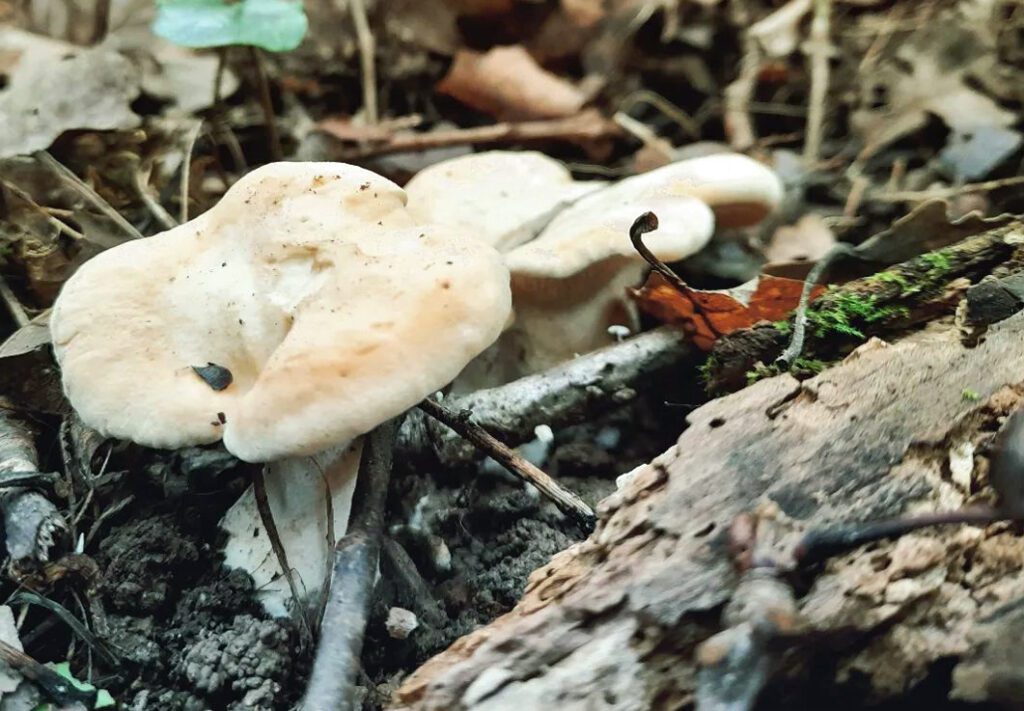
[50,162,512,616]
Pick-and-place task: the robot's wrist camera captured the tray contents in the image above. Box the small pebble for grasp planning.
[386,607,419,640]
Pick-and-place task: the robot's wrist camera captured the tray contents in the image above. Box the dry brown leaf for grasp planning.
[437,46,586,121]
[0,40,141,159]
[632,272,823,351]
[851,5,1015,159]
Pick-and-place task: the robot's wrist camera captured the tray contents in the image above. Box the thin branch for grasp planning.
[776,243,857,367]
[349,0,378,124]
[0,275,28,329]
[629,211,723,339]
[794,507,1000,565]
[398,326,694,465]
[417,398,595,531]
[132,169,177,231]
[249,47,283,161]
[0,638,97,706]
[302,419,399,710]
[2,180,87,241]
[34,152,143,241]
[872,175,1024,203]
[180,120,203,223]
[319,110,621,162]
[803,0,832,163]
[253,469,312,638]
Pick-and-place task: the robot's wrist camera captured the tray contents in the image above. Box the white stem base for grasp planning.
[219,439,363,618]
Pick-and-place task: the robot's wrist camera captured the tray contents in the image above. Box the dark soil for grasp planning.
[50,394,686,709]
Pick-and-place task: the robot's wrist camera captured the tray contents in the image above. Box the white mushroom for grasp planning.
[50,162,511,615]
[504,154,783,374]
[404,150,604,252]
[422,151,785,388]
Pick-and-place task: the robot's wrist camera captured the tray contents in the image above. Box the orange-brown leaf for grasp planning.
[632,272,823,351]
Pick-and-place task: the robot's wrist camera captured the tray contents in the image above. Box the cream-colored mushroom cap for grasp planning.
[476,153,782,380]
[506,176,715,279]
[404,150,604,252]
[50,161,512,463]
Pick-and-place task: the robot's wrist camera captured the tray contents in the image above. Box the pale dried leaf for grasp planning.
[437,46,586,121]
[0,42,141,159]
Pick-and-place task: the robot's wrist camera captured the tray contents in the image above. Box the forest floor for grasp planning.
[2,0,1024,709]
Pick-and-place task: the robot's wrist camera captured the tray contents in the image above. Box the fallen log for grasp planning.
[393,309,1024,709]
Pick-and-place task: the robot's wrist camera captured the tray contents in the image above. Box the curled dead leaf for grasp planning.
[437,45,586,121]
[633,272,823,351]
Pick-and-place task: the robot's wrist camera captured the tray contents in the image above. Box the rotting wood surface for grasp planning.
[393,312,1024,710]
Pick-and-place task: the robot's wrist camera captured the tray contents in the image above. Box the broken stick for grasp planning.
[417,397,595,531]
[302,418,399,711]
[0,399,67,572]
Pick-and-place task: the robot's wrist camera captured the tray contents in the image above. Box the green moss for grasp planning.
[745,357,829,386]
[962,388,981,402]
[773,319,792,335]
[698,354,719,386]
[745,362,776,386]
[807,288,910,339]
[921,250,952,273]
[792,357,827,374]
[865,270,912,292]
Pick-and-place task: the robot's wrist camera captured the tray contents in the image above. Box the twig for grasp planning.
[794,507,999,565]
[0,471,61,491]
[253,470,311,638]
[319,110,621,162]
[398,326,694,465]
[417,398,595,531]
[132,169,177,231]
[34,152,143,241]
[249,47,283,161]
[349,0,378,124]
[9,591,120,668]
[617,89,700,139]
[90,0,110,44]
[180,120,203,223]
[0,638,96,706]
[0,399,67,570]
[2,181,87,242]
[803,0,832,163]
[302,419,399,710]
[723,0,761,150]
[629,212,690,294]
[0,275,28,329]
[776,243,857,367]
[872,175,1024,203]
[214,47,227,106]
[630,212,723,339]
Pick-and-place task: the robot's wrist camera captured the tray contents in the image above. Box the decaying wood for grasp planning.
[0,398,66,573]
[710,220,1024,392]
[393,310,1024,709]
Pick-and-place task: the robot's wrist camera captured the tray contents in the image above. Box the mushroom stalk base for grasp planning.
[220,441,363,619]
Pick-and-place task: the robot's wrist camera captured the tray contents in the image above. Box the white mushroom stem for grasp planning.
[504,260,647,378]
[220,440,363,619]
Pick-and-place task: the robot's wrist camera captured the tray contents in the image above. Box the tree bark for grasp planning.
[393,309,1024,709]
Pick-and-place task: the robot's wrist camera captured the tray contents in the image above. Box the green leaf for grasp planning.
[153,0,308,52]
[31,662,116,710]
